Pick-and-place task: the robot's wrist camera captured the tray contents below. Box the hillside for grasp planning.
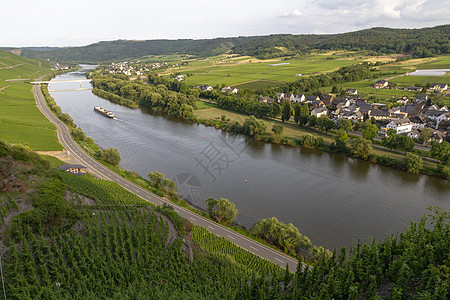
[0,49,63,150]
[20,25,450,63]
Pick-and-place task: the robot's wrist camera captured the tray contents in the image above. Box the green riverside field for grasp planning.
[0,49,62,150]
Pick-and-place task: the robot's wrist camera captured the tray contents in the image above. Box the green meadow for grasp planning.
[180,54,364,87]
[0,49,62,150]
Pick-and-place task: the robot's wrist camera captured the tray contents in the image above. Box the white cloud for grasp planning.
[280,9,303,18]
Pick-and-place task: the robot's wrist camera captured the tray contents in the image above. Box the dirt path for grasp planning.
[0,85,10,92]
[0,63,26,70]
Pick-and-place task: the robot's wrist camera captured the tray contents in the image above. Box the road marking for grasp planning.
[207,225,214,230]
[275,258,285,263]
[250,246,258,251]
[190,217,196,221]
[227,235,235,240]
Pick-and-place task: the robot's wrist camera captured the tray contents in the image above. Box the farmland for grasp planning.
[0,49,62,150]
[175,53,365,88]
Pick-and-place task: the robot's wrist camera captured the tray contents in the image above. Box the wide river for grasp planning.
[49,66,450,250]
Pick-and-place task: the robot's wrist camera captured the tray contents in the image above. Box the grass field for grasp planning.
[178,54,364,87]
[0,49,62,150]
[232,80,283,90]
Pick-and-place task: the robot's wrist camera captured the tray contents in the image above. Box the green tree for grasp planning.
[310,246,333,264]
[403,152,423,174]
[243,115,267,138]
[308,115,318,127]
[362,124,378,141]
[334,129,349,152]
[317,115,335,132]
[100,148,121,165]
[418,127,432,145]
[337,118,353,132]
[430,141,450,160]
[72,127,86,141]
[293,103,301,124]
[147,171,177,192]
[271,102,282,117]
[350,137,373,160]
[271,124,284,136]
[281,101,291,122]
[205,197,238,225]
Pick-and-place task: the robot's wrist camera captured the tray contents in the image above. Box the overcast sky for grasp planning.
[1,0,449,47]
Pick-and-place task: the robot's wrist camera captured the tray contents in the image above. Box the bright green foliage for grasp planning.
[100,147,121,165]
[310,245,333,264]
[281,101,291,122]
[317,115,335,132]
[250,217,312,257]
[350,137,373,160]
[191,225,282,275]
[239,208,449,299]
[403,152,423,174]
[206,197,238,225]
[362,124,378,141]
[271,124,284,136]
[147,171,177,193]
[58,172,148,206]
[337,118,353,132]
[243,115,267,137]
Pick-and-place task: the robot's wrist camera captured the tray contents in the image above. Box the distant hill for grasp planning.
[20,25,450,63]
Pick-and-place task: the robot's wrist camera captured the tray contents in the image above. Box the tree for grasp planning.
[308,115,318,128]
[205,197,238,225]
[300,134,317,148]
[403,152,423,174]
[72,127,86,141]
[310,246,333,264]
[271,102,281,117]
[418,127,432,145]
[299,104,310,126]
[100,148,121,165]
[272,124,284,136]
[337,118,353,132]
[147,171,177,192]
[293,103,301,124]
[350,137,373,160]
[430,141,450,161]
[362,124,378,141]
[396,135,415,153]
[243,115,267,137]
[334,129,349,153]
[281,101,291,122]
[317,115,335,132]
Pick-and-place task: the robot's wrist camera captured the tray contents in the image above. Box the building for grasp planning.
[197,84,213,91]
[221,86,238,93]
[56,164,87,175]
[428,83,448,93]
[345,88,358,95]
[386,118,413,134]
[374,79,389,89]
[404,85,423,92]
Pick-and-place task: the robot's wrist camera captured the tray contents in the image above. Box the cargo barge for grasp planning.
[94,106,115,118]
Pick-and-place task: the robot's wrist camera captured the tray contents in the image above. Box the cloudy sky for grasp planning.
[1,0,449,47]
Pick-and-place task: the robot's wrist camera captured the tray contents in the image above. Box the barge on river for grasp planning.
[94,106,115,118]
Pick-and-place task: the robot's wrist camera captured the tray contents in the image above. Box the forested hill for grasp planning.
[21,25,449,63]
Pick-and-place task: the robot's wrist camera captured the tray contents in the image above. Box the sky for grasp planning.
[1,0,449,47]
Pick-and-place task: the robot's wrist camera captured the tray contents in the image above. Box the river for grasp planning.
[49,66,450,250]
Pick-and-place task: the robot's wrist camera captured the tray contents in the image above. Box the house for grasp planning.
[197,84,213,91]
[396,97,409,105]
[310,99,325,109]
[386,118,413,134]
[336,110,363,121]
[276,93,285,101]
[428,83,448,93]
[293,94,305,103]
[412,94,428,103]
[284,93,295,102]
[404,85,423,92]
[311,107,328,118]
[437,119,450,131]
[411,116,429,129]
[430,130,446,143]
[221,86,238,93]
[345,88,358,95]
[56,164,87,175]
[259,96,275,105]
[374,79,389,89]
[370,108,392,120]
[321,94,334,106]
[306,95,320,104]
[407,129,421,139]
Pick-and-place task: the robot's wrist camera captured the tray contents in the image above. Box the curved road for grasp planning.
[33,82,301,271]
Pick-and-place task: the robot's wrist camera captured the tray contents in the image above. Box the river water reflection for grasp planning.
[49,67,449,250]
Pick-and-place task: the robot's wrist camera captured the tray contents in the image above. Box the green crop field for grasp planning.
[180,54,364,87]
[232,80,283,90]
[415,55,450,69]
[0,49,62,150]
[390,75,450,86]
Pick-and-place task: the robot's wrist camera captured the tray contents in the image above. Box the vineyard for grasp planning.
[0,194,18,225]
[58,171,150,206]
[4,208,270,299]
[191,225,282,276]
